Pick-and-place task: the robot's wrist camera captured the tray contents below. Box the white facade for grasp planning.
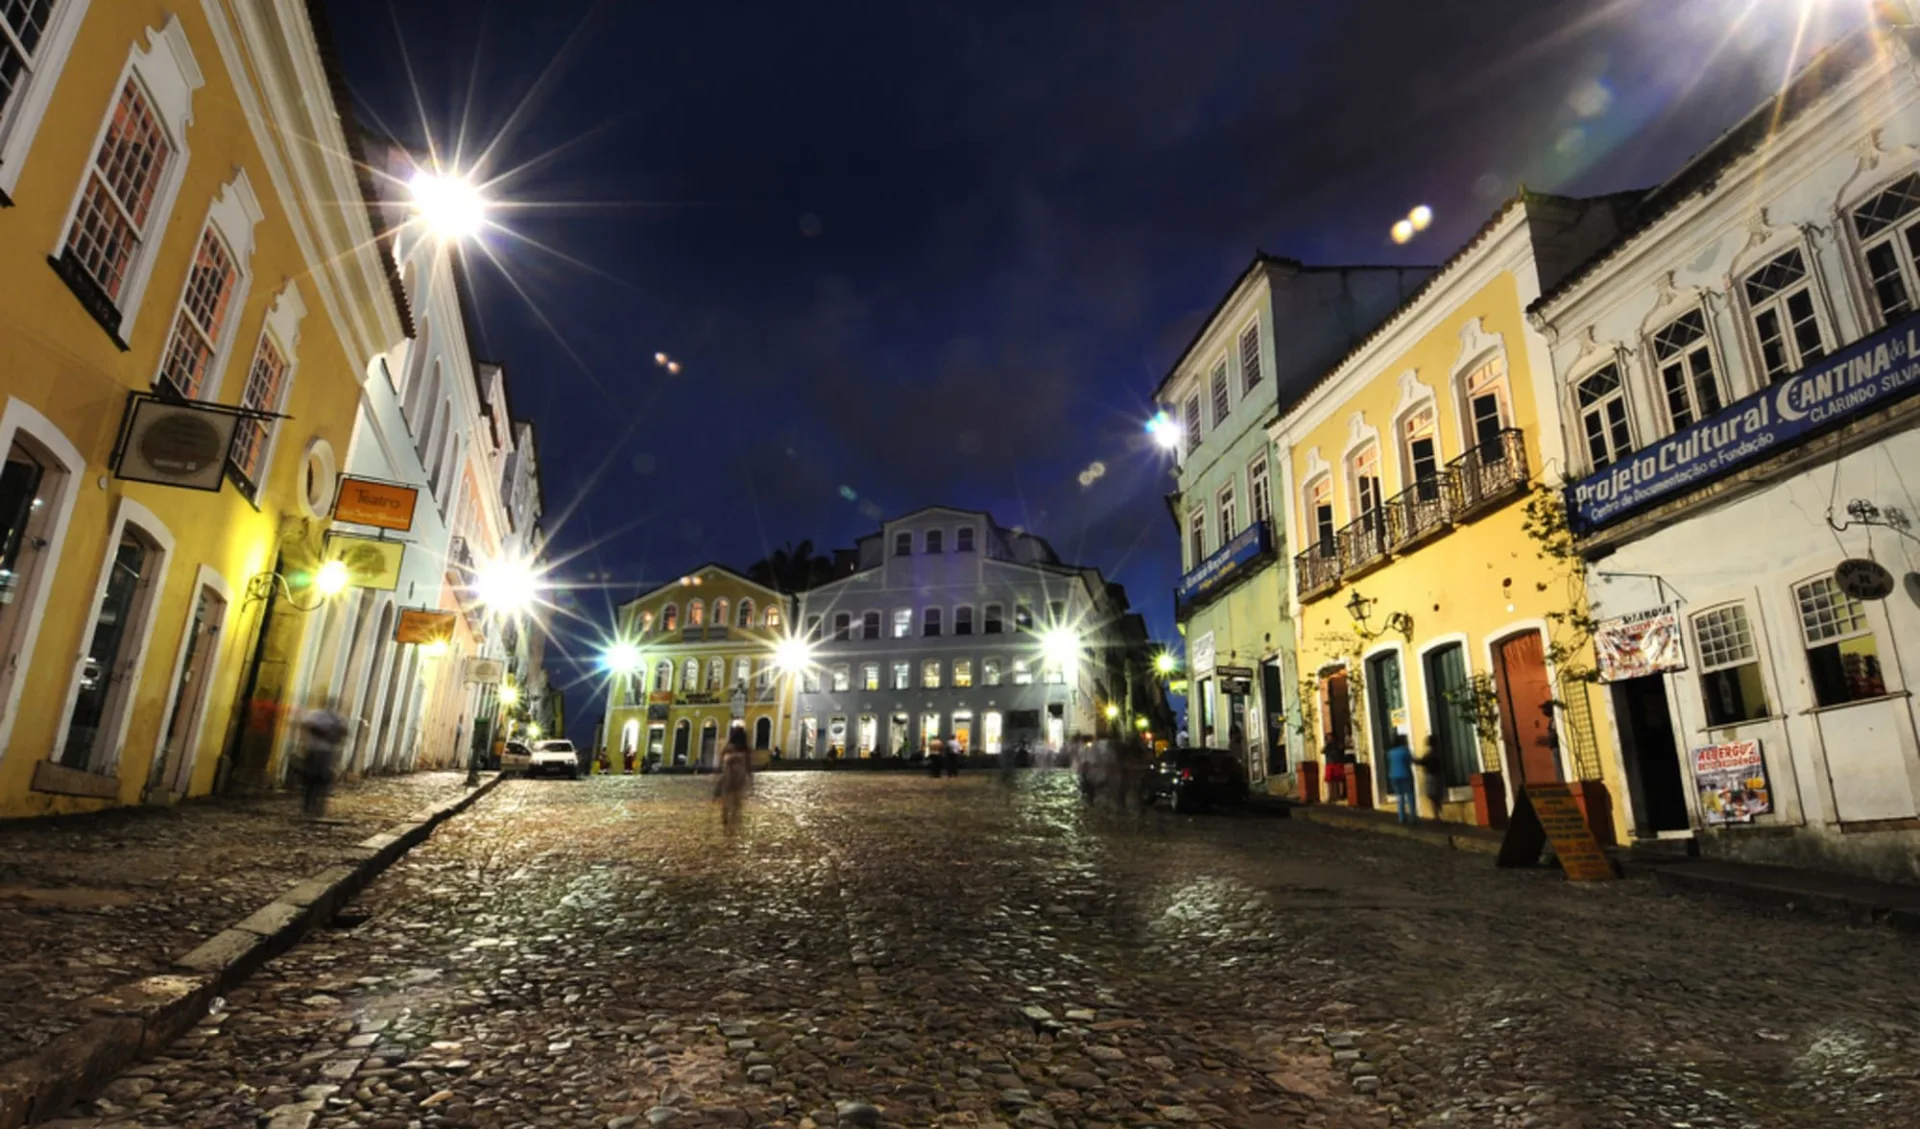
[1532,23,1920,881]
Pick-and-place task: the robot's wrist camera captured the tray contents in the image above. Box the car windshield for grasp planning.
[536,740,574,752]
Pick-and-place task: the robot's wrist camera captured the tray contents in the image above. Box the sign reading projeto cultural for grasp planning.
[1568,314,1920,531]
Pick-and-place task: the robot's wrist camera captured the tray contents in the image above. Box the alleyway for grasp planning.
[56,774,1920,1129]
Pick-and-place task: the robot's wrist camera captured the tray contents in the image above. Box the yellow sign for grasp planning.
[325,535,404,591]
[332,477,419,531]
[1499,783,1615,882]
[395,608,457,645]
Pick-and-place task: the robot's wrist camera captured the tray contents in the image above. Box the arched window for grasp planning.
[754,716,772,750]
[688,599,705,626]
[1459,354,1513,451]
[734,657,751,687]
[682,658,699,691]
[707,658,724,690]
[737,598,754,628]
[660,604,678,632]
[764,605,782,627]
[639,610,655,635]
[712,598,729,628]
[654,660,672,694]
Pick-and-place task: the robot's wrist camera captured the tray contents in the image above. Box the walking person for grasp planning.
[298,700,349,819]
[1387,730,1417,824]
[715,727,753,835]
[1416,736,1448,820]
[1322,745,1347,804]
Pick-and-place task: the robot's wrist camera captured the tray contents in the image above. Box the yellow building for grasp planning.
[1268,193,1634,840]
[602,566,795,769]
[0,2,407,815]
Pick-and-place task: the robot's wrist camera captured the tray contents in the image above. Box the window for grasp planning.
[1239,324,1262,393]
[59,526,162,769]
[983,710,1003,754]
[892,608,912,638]
[862,610,880,639]
[688,599,705,627]
[157,228,238,400]
[63,78,173,310]
[734,657,750,687]
[1047,600,1065,625]
[857,714,876,756]
[803,667,821,693]
[712,598,730,628]
[923,607,942,636]
[1248,455,1272,526]
[1575,364,1634,470]
[1308,477,1334,555]
[1210,361,1230,426]
[954,606,974,636]
[231,333,290,487]
[833,612,851,641]
[737,598,754,628]
[1217,482,1237,541]
[1401,407,1439,497]
[1349,445,1381,521]
[755,716,773,751]
[922,660,942,689]
[1744,248,1827,384]
[706,658,724,690]
[920,713,941,754]
[926,529,943,553]
[682,658,699,692]
[755,661,771,692]
[639,611,655,635]
[1014,601,1034,630]
[1850,172,1920,323]
[1651,310,1722,430]
[956,527,974,552]
[892,661,911,690]
[805,614,821,639]
[654,661,672,694]
[983,658,1002,686]
[831,664,850,692]
[1693,604,1769,726]
[984,604,1004,634]
[1043,660,1065,685]
[1012,659,1034,685]
[763,605,781,628]
[661,604,678,632]
[0,2,74,179]
[1795,575,1886,707]
[1461,356,1512,451]
[861,663,880,691]
[894,531,913,557]
[953,658,973,688]
[1183,393,1202,457]
[1188,507,1206,565]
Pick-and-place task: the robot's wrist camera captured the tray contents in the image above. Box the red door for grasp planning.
[1495,631,1560,786]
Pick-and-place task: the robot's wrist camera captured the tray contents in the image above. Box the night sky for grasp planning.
[325,0,1864,740]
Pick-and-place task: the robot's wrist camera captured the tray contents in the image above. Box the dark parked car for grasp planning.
[1141,748,1249,812]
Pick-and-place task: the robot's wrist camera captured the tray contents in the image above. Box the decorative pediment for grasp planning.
[1343,410,1380,458]
[1742,206,1775,252]
[1391,369,1434,422]
[1303,447,1330,484]
[1575,325,1601,361]
[1453,317,1504,374]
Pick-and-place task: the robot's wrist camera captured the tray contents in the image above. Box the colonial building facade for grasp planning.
[1532,22,1920,881]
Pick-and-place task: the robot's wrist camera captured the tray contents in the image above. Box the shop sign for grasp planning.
[1568,315,1920,531]
[323,533,404,591]
[465,657,505,685]
[1594,605,1686,682]
[1497,783,1614,881]
[111,394,246,492]
[1190,632,1216,677]
[332,477,419,532]
[394,607,457,645]
[647,691,675,705]
[1834,558,1895,601]
[1692,739,1772,825]
[680,692,721,706]
[1176,520,1274,611]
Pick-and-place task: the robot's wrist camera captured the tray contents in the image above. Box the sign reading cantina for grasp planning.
[1568,315,1920,530]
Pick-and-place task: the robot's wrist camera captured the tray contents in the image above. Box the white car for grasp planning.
[529,739,580,779]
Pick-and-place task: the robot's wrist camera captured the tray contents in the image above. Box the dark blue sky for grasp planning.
[326,0,1861,734]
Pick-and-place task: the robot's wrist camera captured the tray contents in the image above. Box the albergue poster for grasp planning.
[1692,739,1771,825]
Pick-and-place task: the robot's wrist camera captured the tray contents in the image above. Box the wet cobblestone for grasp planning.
[56,773,1920,1128]
[0,772,476,1063]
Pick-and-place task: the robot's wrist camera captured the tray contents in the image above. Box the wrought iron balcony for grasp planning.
[1295,542,1341,600]
[1450,427,1528,517]
[1384,470,1455,553]
[1336,510,1390,578]
[445,535,475,579]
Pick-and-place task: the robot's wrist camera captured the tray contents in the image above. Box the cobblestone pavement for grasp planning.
[0,772,477,1064]
[58,773,1920,1129]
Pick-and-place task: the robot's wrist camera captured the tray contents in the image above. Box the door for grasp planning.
[0,441,59,724]
[951,712,972,755]
[1260,659,1287,773]
[672,719,690,764]
[755,716,773,750]
[647,724,664,763]
[699,720,718,765]
[1614,676,1690,834]
[1321,668,1351,758]
[1494,631,1560,785]
[152,585,224,799]
[1422,643,1479,788]
[61,531,155,769]
[1364,651,1406,801]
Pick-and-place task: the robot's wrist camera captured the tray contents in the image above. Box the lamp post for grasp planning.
[602,638,643,771]
[773,635,815,757]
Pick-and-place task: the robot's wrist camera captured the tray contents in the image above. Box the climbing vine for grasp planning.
[1521,484,1603,696]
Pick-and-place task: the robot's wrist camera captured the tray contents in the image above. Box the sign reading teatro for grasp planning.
[1568,315,1920,530]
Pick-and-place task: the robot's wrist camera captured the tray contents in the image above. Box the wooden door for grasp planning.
[1494,631,1560,785]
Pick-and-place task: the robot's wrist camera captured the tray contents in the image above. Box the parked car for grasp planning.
[500,740,533,774]
[1140,748,1249,812]
[529,739,581,779]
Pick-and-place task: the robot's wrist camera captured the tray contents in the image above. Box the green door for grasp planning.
[1423,643,1479,788]
[1364,651,1405,801]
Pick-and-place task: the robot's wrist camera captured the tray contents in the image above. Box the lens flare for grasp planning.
[1409,205,1433,231]
[409,170,487,241]
[1391,219,1416,245]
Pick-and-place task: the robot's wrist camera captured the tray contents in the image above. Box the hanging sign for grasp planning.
[1593,605,1687,682]
[1834,558,1895,601]
[465,658,505,685]
[332,477,419,532]
[1176,521,1274,612]
[394,607,457,645]
[111,394,247,492]
[323,533,404,591]
[1692,740,1772,825]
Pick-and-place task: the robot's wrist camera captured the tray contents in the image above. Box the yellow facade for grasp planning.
[1272,206,1627,841]
[602,566,794,769]
[0,3,398,815]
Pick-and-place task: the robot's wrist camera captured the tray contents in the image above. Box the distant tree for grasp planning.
[747,540,838,593]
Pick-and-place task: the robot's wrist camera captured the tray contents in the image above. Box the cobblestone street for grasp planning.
[54,773,1920,1129]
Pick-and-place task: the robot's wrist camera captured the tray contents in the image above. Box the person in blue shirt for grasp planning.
[1386,730,1417,824]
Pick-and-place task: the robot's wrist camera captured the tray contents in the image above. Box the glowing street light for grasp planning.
[603,639,642,676]
[409,169,487,242]
[773,635,816,675]
[313,559,351,599]
[1134,716,1150,730]
[1154,652,1178,676]
[1146,410,1182,451]
[1103,703,1121,721]
[474,556,540,617]
[526,721,543,739]
[499,684,521,708]
[1040,627,1081,672]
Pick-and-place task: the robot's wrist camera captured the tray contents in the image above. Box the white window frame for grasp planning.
[861,662,880,691]
[891,661,911,690]
[1209,360,1231,427]
[831,664,851,692]
[923,606,942,637]
[982,658,1002,687]
[953,604,974,636]
[1188,506,1207,566]
[1690,600,1772,725]
[232,281,307,495]
[1303,473,1335,555]
[861,609,880,639]
[1740,244,1831,386]
[1238,321,1262,394]
[1570,359,1635,473]
[955,526,975,552]
[983,603,1004,634]
[155,172,263,402]
[921,659,942,689]
[892,607,912,638]
[952,657,973,688]
[1183,392,1202,457]
[51,16,204,338]
[832,611,851,640]
[893,531,912,557]
[0,0,94,199]
[1216,481,1237,542]
[1847,170,1920,326]
[0,398,85,764]
[924,528,944,554]
[1647,307,1726,433]
[1247,453,1271,527]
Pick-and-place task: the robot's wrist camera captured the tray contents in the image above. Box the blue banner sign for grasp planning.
[1177,519,1272,610]
[1569,316,1920,530]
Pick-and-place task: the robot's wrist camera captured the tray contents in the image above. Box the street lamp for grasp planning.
[1040,627,1080,672]
[1154,652,1178,677]
[773,635,816,675]
[603,639,642,676]
[1103,703,1120,721]
[474,556,539,618]
[409,169,487,242]
[1146,410,1182,451]
[313,559,351,599]
[499,683,521,708]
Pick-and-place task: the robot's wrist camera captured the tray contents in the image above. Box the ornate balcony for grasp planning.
[1384,470,1456,553]
[1295,542,1341,601]
[1451,427,1529,518]
[1336,511,1390,579]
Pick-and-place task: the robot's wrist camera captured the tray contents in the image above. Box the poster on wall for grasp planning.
[1692,739,1771,825]
[1190,632,1216,677]
[1594,606,1686,682]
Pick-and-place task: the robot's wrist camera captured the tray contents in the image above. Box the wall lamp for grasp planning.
[1346,590,1412,642]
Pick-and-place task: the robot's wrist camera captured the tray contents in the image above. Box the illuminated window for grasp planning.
[983,710,1003,754]
[64,79,172,305]
[862,663,880,691]
[688,599,705,626]
[1651,310,1722,430]
[1850,173,1920,323]
[922,660,942,689]
[763,604,781,627]
[1693,603,1769,726]
[661,604,678,632]
[1014,601,1033,630]
[231,333,289,487]
[892,608,912,638]
[953,659,972,688]
[982,658,1002,686]
[1575,364,1634,471]
[1239,323,1262,392]
[734,657,750,687]
[654,661,672,694]
[1012,659,1033,686]
[1795,575,1886,707]
[892,661,911,690]
[639,611,655,634]
[736,598,754,628]
[1460,355,1513,451]
[681,659,699,692]
[712,598,730,628]
[157,228,238,400]
[832,664,851,692]
[923,607,941,636]
[1744,249,1827,384]
[706,658,723,690]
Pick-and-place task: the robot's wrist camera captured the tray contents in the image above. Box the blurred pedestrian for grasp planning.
[716,726,753,834]
[943,739,960,778]
[298,700,349,818]
[1416,736,1447,820]
[1387,729,1416,824]
[1323,746,1348,804]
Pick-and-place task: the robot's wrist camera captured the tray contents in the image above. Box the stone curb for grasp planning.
[0,775,506,1129]
[1290,804,1504,855]
[1639,862,1920,930]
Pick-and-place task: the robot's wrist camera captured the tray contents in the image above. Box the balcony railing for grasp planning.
[446,535,475,577]
[1294,428,1530,601]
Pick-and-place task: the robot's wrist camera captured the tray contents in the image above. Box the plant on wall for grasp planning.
[1521,482,1611,781]
[1442,671,1503,766]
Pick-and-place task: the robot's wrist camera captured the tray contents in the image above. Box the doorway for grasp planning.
[755,716,773,751]
[699,720,718,766]
[1613,676,1691,835]
[672,719,690,764]
[1423,643,1479,788]
[889,712,909,757]
[0,435,66,733]
[951,710,972,755]
[61,527,162,770]
[1364,650,1406,802]
[1260,658,1287,774]
[1320,667,1351,760]
[1493,630,1560,785]
[152,583,225,799]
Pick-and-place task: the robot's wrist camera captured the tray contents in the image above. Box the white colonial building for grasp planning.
[788,507,1137,758]
[1530,18,1920,881]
